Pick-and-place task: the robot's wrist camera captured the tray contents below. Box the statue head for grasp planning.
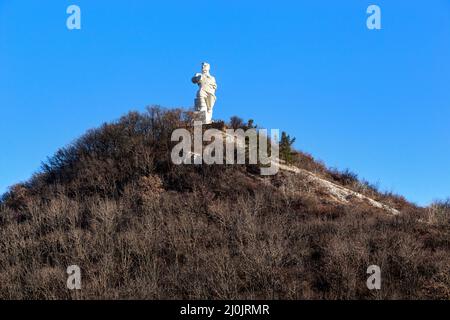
[201,62,210,74]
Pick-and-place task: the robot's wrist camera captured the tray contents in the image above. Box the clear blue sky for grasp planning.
[1,1,449,206]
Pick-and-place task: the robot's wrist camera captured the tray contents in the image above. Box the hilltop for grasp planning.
[0,107,449,299]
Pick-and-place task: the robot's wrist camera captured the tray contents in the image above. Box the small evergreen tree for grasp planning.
[279,131,296,163]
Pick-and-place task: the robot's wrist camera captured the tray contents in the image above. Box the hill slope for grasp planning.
[0,107,449,299]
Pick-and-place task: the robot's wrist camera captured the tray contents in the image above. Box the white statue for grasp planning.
[192,62,217,124]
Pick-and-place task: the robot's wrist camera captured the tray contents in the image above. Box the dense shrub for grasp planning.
[0,107,447,299]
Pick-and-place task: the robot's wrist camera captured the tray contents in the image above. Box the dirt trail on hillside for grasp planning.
[189,131,400,215]
[223,131,400,215]
[275,160,400,215]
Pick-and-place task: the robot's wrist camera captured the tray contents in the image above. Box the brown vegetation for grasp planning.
[0,107,448,299]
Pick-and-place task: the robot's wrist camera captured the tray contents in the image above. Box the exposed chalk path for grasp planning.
[223,131,400,215]
[275,160,400,215]
[185,130,400,215]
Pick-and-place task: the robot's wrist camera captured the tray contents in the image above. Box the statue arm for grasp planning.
[191,73,202,84]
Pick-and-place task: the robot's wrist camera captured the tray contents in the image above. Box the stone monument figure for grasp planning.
[192,62,217,124]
